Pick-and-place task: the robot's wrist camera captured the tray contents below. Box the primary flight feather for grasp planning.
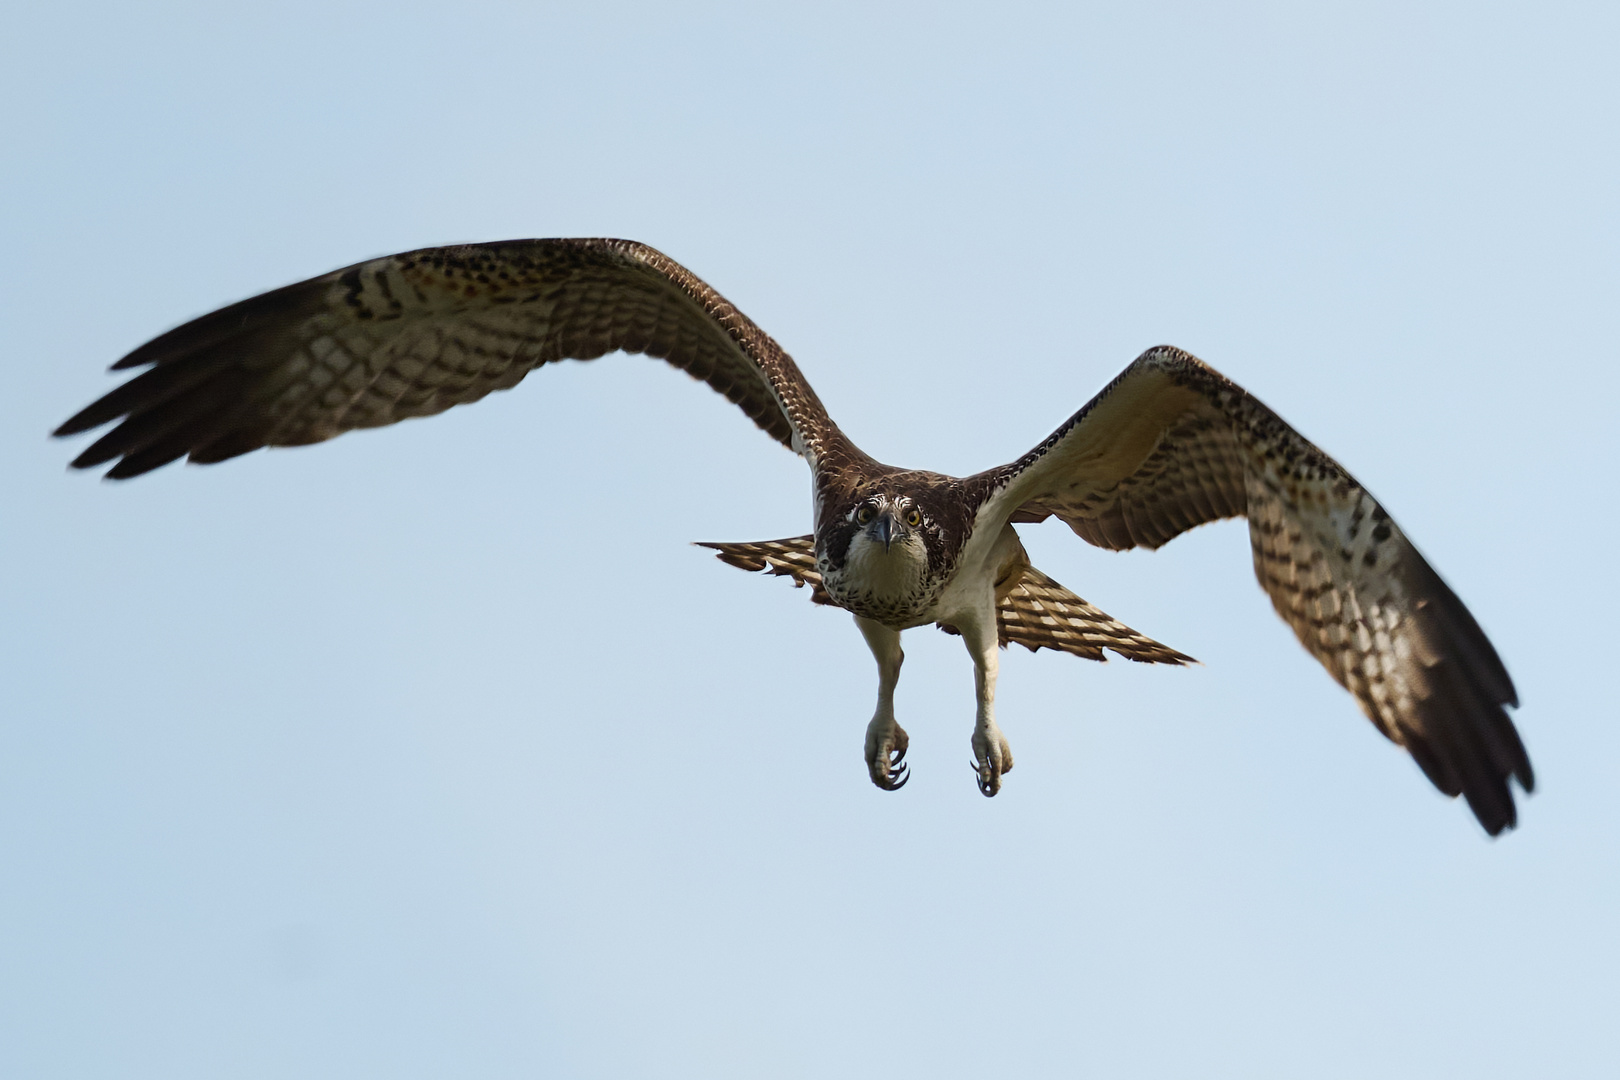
[56,238,1531,834]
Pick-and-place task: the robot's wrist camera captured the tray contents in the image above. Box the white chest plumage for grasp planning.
[820,531,939,627]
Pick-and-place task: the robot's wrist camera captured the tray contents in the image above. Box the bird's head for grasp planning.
[816,480,960,604]
[845,493,930,559]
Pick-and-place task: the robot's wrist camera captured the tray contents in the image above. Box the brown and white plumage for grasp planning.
[971,349,1529,832]
[55,239,850,477]
[55,238,1531,833]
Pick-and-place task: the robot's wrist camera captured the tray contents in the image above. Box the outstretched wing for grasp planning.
[695,537,1193,665]
[56,239,844,478]
[975,346,1530,834]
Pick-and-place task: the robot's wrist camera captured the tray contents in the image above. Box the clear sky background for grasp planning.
[3,2,1617,1077]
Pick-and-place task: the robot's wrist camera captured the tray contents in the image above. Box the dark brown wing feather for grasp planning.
[56,239,843,478]
[979,345,1530,834]
[696,537,1193,666]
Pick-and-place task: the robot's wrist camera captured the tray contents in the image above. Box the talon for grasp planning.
[970,724,1012,797]
[971,760,1000,797]
[865,717,911,792]
[874,761,909,791]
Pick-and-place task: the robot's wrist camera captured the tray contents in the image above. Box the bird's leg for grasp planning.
[959,607,1014,796]
[857,615,910,790]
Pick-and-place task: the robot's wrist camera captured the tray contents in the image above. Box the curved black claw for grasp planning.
[876,746,910,790]
[971,760,999,797]
[867,720,911,791]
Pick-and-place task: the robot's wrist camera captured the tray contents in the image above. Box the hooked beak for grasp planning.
[867,510,900,551]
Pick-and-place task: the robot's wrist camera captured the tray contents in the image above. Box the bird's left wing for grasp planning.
[971,346,1530,834]
[56,239,844,478]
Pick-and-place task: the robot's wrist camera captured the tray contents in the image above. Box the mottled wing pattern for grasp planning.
[979,345,1530,833]
[56,239,844,478]
[697,537,1191,665]
[997,567,1194,664]
[1011,412,1249,550]
[1240,472,1529,832]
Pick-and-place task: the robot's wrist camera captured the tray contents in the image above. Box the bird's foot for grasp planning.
[970,722,1014,797]
[865,716,911,791]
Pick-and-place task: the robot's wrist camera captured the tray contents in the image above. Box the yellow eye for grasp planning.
[856,505,875,525]
[906,509,922,527]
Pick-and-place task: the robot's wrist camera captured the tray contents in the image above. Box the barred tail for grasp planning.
[695,536,834,605]
[993,566,1194,664]
[697,536,1194,665]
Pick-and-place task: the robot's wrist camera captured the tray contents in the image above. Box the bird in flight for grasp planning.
[55,238,1532,833]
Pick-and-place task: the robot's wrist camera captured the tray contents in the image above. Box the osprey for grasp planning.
[55,239,1532,833]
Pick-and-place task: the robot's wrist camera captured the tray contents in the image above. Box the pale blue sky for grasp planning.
[4,2,1617,1077]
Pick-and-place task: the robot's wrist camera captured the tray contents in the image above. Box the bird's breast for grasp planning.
[819,532,944,626]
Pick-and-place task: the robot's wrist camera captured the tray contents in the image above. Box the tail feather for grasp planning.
[995,566,1195,665]
[697,536,1194,666]
[695,536,834,605]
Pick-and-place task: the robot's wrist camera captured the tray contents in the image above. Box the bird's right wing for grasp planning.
[56,239,847,478]
[967,346,1530,833]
